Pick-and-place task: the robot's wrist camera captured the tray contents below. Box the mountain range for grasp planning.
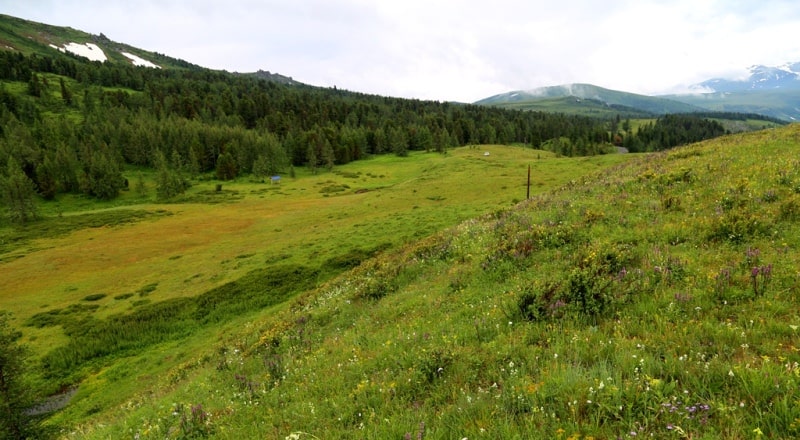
[476,63,800,122]
[694,63,800,93]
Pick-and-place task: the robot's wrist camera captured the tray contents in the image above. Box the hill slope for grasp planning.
[476,83,705,116]
[56,125,800,439]
[664,89,800,122]
[0,13,200,70]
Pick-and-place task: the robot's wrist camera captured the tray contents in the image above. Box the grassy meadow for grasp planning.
[2,145,631,428]
[3,146,625,329]
[5,124,800,439]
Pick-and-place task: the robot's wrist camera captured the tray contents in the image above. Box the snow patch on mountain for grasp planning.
[58,42,107,62]
[121,52,160,68]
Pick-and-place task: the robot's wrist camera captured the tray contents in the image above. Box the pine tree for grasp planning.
[1,157,38,224]
[154,150,188,200]
[306,144,318,175]
[321,140,335,171]
[59,77,72,106]
[0,313,46,439]
[390,127,408,157]
[80,150,125,200]
[134,172,147,197]
[27,73,41,97]
[35,157,57,200]
[215,152,238,180]
[186,147,201,178]
[53,143,79,193]
[252,155,269,182]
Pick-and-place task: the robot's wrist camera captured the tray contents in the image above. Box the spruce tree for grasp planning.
[35,157,57,200]
[215,152,238,180]
[59,77,72,106]
[252,155,269,182]
[0,313,45,439]
[1,157,38,224]
[80,150,124,200]
[154,150,187,200]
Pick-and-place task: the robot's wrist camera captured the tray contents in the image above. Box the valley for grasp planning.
[1,12,800,440]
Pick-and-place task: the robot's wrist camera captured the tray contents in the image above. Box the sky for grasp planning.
[3,0,800,102]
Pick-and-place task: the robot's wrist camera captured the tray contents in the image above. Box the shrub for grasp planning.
[137,283,158,297]
[566,267,612,317]
[355,277,397,301]
[82,293,107,302]
[707,209,767,243]
[516,283,563,322]
[779,195,800,221]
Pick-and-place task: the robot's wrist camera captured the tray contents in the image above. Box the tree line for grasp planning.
[0,49,744,223]
[620,114,727,152]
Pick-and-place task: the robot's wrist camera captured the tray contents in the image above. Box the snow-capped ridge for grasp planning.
[695,61,800,93]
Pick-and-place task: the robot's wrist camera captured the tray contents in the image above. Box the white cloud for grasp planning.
[3,0,800,102]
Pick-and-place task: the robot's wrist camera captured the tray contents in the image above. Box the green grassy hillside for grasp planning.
[1,145,632,435]
[30,125,799,439]
[476,84,704,116]
[0,14,198,69]
[487,96,653,119]
[665,90,800,122]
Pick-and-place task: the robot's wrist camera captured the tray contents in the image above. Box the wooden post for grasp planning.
[526,164,531,199]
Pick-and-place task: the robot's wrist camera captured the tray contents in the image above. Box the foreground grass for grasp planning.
[45,126,800,439]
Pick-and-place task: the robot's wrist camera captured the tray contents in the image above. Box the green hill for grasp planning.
[481,95,655,119]
[665,89,800,122]
[20,124,799,439]
[476,83,705,117]
[476,83,794,127]
[0,13,200,70]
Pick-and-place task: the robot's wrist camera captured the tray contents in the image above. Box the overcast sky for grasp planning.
[3,0,800,102]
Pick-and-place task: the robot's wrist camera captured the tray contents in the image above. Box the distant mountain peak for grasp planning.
[695,61,800,93]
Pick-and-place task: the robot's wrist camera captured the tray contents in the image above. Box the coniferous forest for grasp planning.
[0,48,740,210]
